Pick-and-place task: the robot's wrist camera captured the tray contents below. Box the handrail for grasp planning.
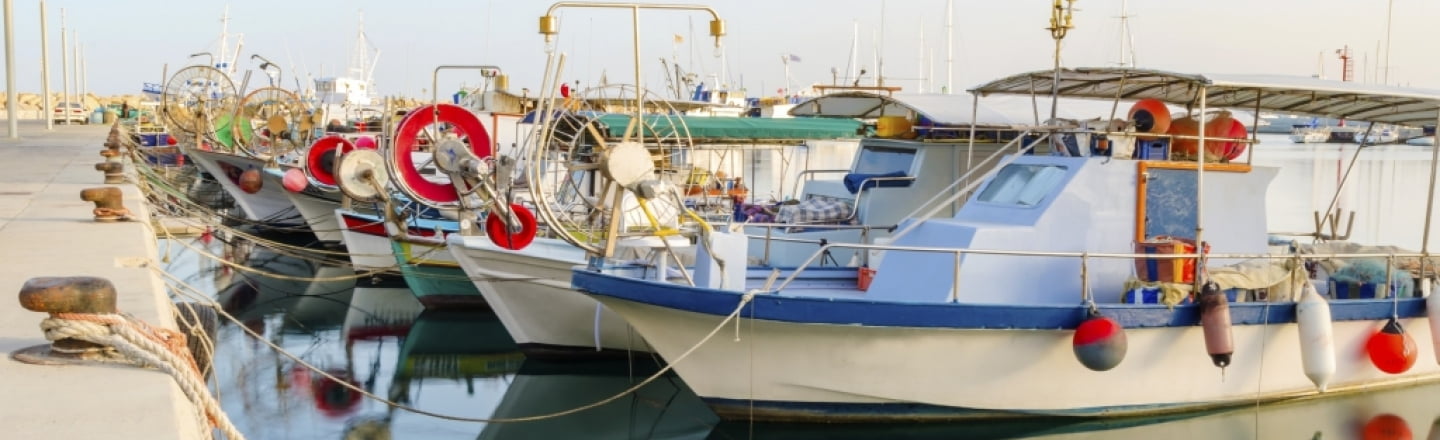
[787,169,849,200]
[896,131,1037,224]
[765,240,1424,293]
[841,176,916,222]
[889,132,1049,243]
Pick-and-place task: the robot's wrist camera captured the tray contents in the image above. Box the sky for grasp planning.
[1,0,1437,99]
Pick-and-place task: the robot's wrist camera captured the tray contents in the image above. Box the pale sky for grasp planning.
[1,0,1435,99]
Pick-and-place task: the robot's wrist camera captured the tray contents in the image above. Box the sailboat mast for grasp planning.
[219,6,228,70]
[918,21,925,92]
[945,0,953,93]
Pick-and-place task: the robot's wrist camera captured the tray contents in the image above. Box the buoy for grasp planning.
[1202,112,1245,160]
[1362,413,1412,440]
[1072,309,1127,371]
[1367,318,1418,374]
[353,135,377,150]
[282,168,308,193]
[238,168,263,194]
[166,136,177,146]
[1296,281,1336,391]
[1219,117,1248,160]
[1425,279,1440,365]
[485,203,539,250]
[1168,116,1201,157]
[1198,281,1234,368]
[560,82,572,98]
[1127,99,1171,140]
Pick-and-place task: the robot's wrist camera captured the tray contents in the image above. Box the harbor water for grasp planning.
[162,133,1440,439]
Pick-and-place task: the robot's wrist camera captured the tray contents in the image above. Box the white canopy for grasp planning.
[786,91,1127,127]
[969,67,1440,126]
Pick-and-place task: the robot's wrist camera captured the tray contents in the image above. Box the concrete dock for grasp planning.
[0,121,203,439]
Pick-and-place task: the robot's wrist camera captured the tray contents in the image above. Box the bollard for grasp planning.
[94,161,125,184]
[79,187,132,222]
[16,276,117,358]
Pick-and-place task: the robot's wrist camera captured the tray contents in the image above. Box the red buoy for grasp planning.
[1367,318,1418,374]
[282,168,308,193]
[1073,310,1127,371]
[353,135,377,150]
[1361,413,1412,440]
[1198,281,1234,368]
[1127,99,1171,140]
[485,203,539,250]
[238,168,263,194]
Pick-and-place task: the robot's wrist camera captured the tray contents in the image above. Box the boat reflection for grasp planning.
[479,359,717,440]
[709,381,1440,440]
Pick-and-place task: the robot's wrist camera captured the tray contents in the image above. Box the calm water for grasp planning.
[159,134,1440,439]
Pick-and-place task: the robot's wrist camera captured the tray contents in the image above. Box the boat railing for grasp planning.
[788,169,849,200]
[766,240,1433,303]
[887,131,1047,244]
[733,222,898,265]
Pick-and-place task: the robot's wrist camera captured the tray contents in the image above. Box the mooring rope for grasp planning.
[39,312,244,440]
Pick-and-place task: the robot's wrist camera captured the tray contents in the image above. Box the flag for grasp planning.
[788,54,802,62]
[674,34,684,44]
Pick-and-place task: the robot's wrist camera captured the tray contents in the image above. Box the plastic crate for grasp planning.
[1134,237,1208,283]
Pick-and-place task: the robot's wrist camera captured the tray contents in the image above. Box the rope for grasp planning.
[153,259,758,423]
[39,313,244,440]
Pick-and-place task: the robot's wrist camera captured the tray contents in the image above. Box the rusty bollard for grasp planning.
[79,187,132,222]
[97,122,126,184]
[94,161,125,184]
[12,277,121,364]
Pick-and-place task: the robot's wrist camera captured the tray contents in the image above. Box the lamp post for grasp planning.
[1045,0,1077,131]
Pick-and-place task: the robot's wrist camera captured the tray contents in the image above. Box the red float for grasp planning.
[238,168,263,194]
[485,203,539,250]
[1127,99,1171,140]
[282,167,308,193]
[1367,318,1418,374]
[305,136,356,187]
[391,104,492,205]
[1073,311,1127,371]
[1361,413,1412,440]
[353,135,377,150]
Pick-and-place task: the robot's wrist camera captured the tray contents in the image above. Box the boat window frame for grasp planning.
[1134,161,1253,243]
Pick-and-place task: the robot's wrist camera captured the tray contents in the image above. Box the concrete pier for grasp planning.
[0,121,203,438]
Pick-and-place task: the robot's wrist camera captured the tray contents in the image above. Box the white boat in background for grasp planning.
[573,67,1440,422]
[1357,126,1400,144]
[1407,136,1436,146]
[1288,125,1328,143]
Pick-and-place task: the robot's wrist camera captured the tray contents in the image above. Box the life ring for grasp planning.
[305,135,356,187]
[391,104,492,205]
[1128,99,1171,140]
[485,203,538,250]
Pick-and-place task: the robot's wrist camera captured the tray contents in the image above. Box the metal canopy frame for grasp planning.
[969,67,1440,126]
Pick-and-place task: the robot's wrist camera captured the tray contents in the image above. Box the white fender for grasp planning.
[1296,281,1336,392]
[1425,279,1440,365]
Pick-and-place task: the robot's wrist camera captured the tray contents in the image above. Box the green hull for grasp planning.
[390,240,484,308]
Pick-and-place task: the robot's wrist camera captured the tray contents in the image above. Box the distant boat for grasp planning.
[1406,136,1435,146]
[1288,124,1328,143]
[1357,127,1400,144]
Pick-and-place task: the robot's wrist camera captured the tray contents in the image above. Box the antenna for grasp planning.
[1115,0,1137,67]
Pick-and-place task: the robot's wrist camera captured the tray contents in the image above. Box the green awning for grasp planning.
[593,115,860,143]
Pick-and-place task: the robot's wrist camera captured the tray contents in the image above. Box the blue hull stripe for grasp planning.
[571,269,1428,329]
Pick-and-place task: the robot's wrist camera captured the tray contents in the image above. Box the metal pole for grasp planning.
[58,8,66,125]
[79,43,85,103]
[70,29,77,115]
[631,5,642,128]
[945,0,952,94]
[1194,86,1207,291]
[1420,108,1440,255]
[40,0,51,131]
[3,0,16,138]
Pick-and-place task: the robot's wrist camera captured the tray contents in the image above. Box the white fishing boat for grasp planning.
[1288,124,1328,143]
[185,147,303,225]
[1408,136,1436,146]
[572,67,1440,422]
[1357,126,1401,144]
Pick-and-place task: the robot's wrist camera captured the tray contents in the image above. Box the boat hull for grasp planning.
[279,179,345,244]
[390,238,484,308]
[335,208,402,272]
[575,270,1440,422]
[448,235,651,359]
[185,147,301,225]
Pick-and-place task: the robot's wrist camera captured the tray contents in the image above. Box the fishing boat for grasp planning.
[1357,126,1401,144]
[571,67,1440,421]
[1288,124,1328,143]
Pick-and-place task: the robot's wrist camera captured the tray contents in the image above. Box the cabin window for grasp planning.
[977,164,1068,207]
[853,146,916,175]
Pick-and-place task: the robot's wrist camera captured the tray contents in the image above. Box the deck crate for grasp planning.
[1134,237,1208,283]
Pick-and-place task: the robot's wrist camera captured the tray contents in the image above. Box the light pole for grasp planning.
[4,0,17,138]
[40,0,51,131]
[1046,0,1077,132]
[59,7,66,124]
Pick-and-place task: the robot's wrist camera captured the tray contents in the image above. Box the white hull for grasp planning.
[1288,132,1327,143]
[596,296,1440,420]
[447,235,650,356]
[334,208,400,271]
[282,186,344,244]
[185,147,300,224]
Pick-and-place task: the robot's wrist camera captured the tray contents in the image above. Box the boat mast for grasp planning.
[1116,0,1135,67]
[918,21,925,92]
[1383,0,1393,84]
[945,0,953,93]
[1046,0,1076,129]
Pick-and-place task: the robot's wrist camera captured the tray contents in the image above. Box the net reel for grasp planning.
[160,65,238,146]
[389,103,536,250]
[234,87,311,160]
[336,149,390,203]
